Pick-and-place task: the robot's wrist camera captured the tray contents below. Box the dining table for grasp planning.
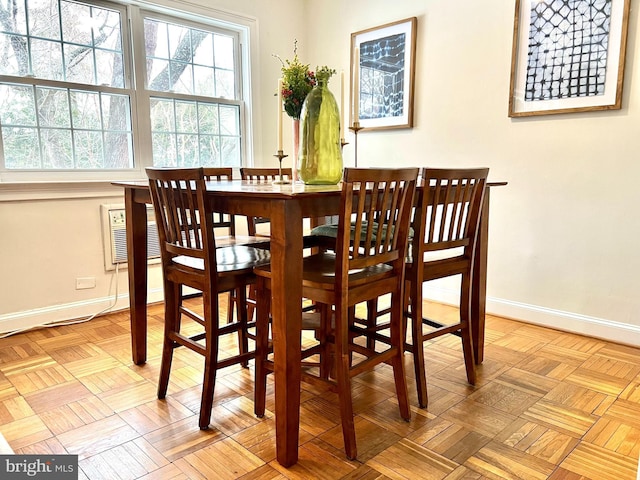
[113,177,505,467]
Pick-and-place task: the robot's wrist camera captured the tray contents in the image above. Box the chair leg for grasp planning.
[408,279,428,408]
[234,285,250,368]
[199,291,219,430]
[365,299,378,350]
[389,291,411,421]
[227,290,236,324]
[460,274,476,385]
[158,281,179,400]
[254,277,270,418]
[335,306,357,460]
[247,284,257,322]
[318,303,333,380]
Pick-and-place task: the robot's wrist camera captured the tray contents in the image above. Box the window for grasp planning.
[0,0,247,181]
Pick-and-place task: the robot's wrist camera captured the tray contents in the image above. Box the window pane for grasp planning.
[28,0,61,40]
[74,130,103,168]
[144,19,168,58]
[104,132,133,168]
[199,135,220,166]
[194,65,214,97]
[150,98,175,132]
[103,94,130,132]
[60,1,92,45]
[2,1,27,34]
[41,128,73,168]
[175,101,196,133]
[193,32,213,66]
[220,136,239,166]
[168,23,190,60]
[3,128,41,168]
[176,133,198,166]
[220,105,238,135]
[170,61,193,94]
[37,87,70,127]
[0,85,36,126]
[95,50,124,87]
[31,39,63,80]
[64,44,96,84]
[198,103,218,132]
[147,59,169,90]
[70,91,101,129]
[0,34,28,75]
[92,7,122,50]
[214,34,234,69]
[152,132,177,165]
[215,69,234,99]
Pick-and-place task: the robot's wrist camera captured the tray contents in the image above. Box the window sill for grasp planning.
[0,179,146,202]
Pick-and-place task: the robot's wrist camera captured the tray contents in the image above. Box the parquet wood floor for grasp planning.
[1,297,639,479]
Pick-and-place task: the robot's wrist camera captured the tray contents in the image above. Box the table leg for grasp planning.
[269,200,303,467]
[125,189,148,365]
[471,187,490,365]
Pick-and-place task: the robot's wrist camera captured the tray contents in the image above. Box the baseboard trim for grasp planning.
[4,287,639,348]
[424,287,640,347]
[0,289,164,335]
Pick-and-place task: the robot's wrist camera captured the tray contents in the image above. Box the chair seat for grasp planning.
[173,245,271,273]
[310,221,414,243]
[215,235,271,249]
[254,251,394,289]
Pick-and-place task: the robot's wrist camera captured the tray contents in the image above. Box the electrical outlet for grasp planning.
[76,277,96,290]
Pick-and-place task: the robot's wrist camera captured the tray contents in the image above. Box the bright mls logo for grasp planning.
[0,455,78,479]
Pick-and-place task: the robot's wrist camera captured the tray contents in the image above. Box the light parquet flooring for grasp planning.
[1,297,639,479]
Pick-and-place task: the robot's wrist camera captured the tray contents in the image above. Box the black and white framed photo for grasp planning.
[350,17,417,130]
[508,0,630,117]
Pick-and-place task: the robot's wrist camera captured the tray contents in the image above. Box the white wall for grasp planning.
[1,0,640,346]
[304,0,640,344]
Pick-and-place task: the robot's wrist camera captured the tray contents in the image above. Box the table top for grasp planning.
[114,179,343,198]
[114,179,507,198]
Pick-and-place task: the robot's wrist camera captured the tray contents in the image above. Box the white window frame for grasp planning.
[0,0,255,184]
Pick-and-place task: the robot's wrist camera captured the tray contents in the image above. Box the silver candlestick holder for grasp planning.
[273,150,291,184]
[348,122,363,167]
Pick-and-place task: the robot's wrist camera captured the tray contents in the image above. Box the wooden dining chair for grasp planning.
[253,167,418,460]
[203,168,270,328]
[353,167,489,408]
[406,167,488,407]
[147,167,270,429]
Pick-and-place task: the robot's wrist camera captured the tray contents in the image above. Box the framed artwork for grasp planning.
[508,0,630,117]
[350,17,417,130]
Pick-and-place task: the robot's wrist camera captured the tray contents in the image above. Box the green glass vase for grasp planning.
[298,77,343,185]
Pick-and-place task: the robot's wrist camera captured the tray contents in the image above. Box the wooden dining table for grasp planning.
[114,178,505,467]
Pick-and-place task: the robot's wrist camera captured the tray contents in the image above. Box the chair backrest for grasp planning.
[240,167,293,182]
[337,167,419,281]
[239,167,292,234]
[147,167,216,285]
[203,167,236,235]
[413,167,489,260]
[203,167,233,182]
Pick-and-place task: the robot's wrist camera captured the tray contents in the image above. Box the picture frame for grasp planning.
[350,17,417,130]
[508,0,630,117]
